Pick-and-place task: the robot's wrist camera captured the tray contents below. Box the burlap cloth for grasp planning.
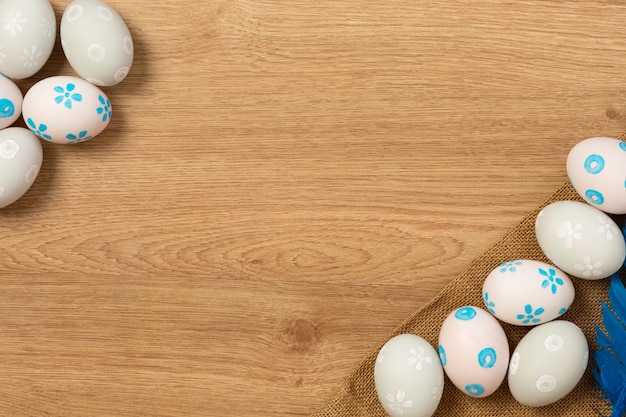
[310,135,626,417]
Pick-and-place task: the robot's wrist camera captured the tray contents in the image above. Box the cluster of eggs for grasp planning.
[374,136,626,417]
[0,0,133,209]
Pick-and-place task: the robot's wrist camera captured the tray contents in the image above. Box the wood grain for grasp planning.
[2,0,626,415]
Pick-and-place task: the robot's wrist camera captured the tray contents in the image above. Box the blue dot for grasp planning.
[478,348,497,368]
[620,142,626,151]
[0,98,14,118]
[584,154,605,174]
[438,345,447,366]
[465,384,485,397]
[455,307,477,321]
[558,307,567,315]
[585,189,605,205]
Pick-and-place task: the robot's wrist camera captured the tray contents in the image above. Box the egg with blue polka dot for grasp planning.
[438,306,509,398]
[0,75,22,130]
[566,137,626,214]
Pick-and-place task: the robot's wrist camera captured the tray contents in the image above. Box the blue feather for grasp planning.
[594,274,626,417]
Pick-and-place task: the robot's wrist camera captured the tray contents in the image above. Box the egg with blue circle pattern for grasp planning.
[437,306,509,398]
[566,137,626,214]
[21,75,111,144]
[0,75,23,130]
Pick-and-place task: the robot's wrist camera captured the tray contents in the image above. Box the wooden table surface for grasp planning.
[3,1,626,415]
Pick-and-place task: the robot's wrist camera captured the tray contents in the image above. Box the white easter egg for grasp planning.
[0,0,56,79]
[0,75,22,129]
[0,127,42,208]
[61,0,133,86]
[535,200,625,280]
[508,320,588,407]
[482,260,575,326]
[438,306,509,398]
[374,334,444,417]
[22,75,111,144]
[567,137,626,214]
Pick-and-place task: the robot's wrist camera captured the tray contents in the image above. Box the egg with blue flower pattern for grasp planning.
[437,306,509,398]
[22,75,111,144]
[482,260,575,326]
[567,137,626,214]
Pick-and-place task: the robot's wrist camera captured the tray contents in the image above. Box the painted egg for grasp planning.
[0,75,22,129]
[61,0,133,87]
[535,200,625,280]
[374,334,444,417]
[22,75,111,144]
[567,137,626,214]
[508,320,588,407]
[437,306,509,398]
[0,0,56,79]
[482,260,575,326]
[0,127,42,208]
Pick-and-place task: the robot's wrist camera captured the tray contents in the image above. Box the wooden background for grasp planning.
[2,0,626,415]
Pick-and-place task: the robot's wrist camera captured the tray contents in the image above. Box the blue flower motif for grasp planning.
[516,304,545,324]
[96,95,112,122]
[26,117,52,140]
[499,261,522,273]
[539,267,564,294]
[620,142,626,151]
[54,83,83,109]
[483,292,496,314]
[66,130,92,144]
[438,345,447,366]
[558,307,567,315]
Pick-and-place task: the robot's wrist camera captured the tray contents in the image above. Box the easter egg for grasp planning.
[437,306,509,398]
[0,127,42,208]
[61,0,133,86]
[22,75,111,144]
[508,320,588,407]
[566,137,626,214]
[535,201,625,280]
[482,260,575,326]
[0,0,56,79]
[0,75,23,129]
[375,334,444,417]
